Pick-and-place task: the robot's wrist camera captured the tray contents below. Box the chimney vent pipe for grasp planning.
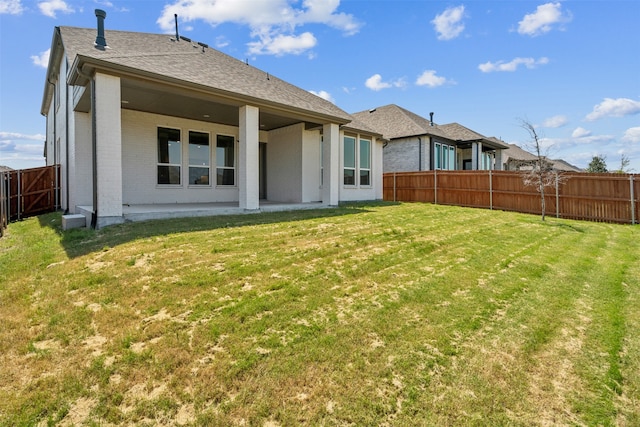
[429,112,434,126]
[174,14,179,40]
[94,9,107,49]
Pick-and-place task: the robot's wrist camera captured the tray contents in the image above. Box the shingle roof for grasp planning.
[503,143,539,161]
[351,104,449,140]
[55,26,351,123]
[550,159,583,172]
[438,122,484,141]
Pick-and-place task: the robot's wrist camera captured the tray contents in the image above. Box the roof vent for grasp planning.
[94,9,107,49]
[174,14,179,40]
[429,112,434,126]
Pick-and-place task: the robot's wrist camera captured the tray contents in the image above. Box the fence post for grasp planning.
[434,169,438,205]
[17,170,21,221]
[631,175,636,225]
[489,169,493,210]
[556,171,560,218]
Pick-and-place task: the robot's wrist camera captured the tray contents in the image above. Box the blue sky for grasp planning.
[1,0,639,172]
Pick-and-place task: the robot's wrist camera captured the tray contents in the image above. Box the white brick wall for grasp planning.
[121,109,246,204]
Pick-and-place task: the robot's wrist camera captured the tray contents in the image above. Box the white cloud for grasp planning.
[364,74,405,91]
[0,132,46,141]
[478,57,549,73]
[248,32,317,56]
[0,0,23,14]
[571,127,591,138]
[0,132,46,166]
[38,0,74,18]
[157,0,361,56]
[30,49,50,68]
[415,70,453,88]
[542,115,568,128]
[518,2,572,36]
[622,127,640,143]
[309,90,334,103]
[432,5,465,41]
[585,98,640,121]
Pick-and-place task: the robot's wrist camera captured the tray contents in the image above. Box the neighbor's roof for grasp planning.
[438,122,484,141]
[550,159,583,172]
[43,26,351,123]
[503,143,539,161]
[351,104,449,140]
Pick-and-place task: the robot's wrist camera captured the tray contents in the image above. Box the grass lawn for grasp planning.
[1,202,639,426]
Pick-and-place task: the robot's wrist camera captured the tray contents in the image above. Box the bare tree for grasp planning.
[518,118,567,221]
[615,154,631,173]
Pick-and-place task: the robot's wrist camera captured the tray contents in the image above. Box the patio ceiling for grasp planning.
[74,76,322,131]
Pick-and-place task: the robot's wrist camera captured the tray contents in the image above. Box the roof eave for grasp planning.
[68,55,352,125]
[40,27,65,116]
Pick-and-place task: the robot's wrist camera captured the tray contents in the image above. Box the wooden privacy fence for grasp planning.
[384,170,639,224]
[1,165,60,236]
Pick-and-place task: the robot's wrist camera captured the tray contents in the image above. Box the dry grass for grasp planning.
[0,202,638,426]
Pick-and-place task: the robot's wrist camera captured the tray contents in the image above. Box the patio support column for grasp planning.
[495,148,503,170]
[471,142,478,170]
[322,123,340,206]
[239,105,259,210]
[93,72,123,228]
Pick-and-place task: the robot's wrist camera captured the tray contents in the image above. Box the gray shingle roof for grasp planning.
[351,104,449,140]
[56,26,351,123]
[438,122,484,141]
[503,143,539,161]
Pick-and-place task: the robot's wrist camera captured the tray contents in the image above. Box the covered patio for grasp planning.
[76,201,328,224]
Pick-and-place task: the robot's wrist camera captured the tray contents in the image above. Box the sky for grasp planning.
[1,0,639,172]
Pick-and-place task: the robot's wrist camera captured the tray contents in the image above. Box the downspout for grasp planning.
[77,66,98,229]
[64,68,70,213]
[47,76,58,210]
[418,137,422,171]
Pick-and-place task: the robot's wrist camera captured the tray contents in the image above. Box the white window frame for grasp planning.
[343,134,357,186]
[215,134,236,187]
[434,141,456,170]
[157,126,182,186]
[359,137,372,187]
[188,130,211,186]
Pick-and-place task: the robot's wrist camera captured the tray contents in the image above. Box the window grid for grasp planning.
[157,127,182,185]
[188,131,210,186]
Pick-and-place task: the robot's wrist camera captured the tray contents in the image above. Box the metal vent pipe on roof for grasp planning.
[94,9,107,49]
[174,14,179,40]
[429,112,434,127]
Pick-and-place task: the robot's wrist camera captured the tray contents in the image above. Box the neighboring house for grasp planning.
[549,159,583,172]
[0,166,14,173]
[351,104,509,172]
[502,144,582,172]
[41,11,382,228]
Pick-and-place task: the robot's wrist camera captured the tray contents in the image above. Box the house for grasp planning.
[502,143,582,172]
[351,104,509,172]
[41,10,383,228]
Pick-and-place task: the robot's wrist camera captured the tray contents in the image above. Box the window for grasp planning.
[343,135,356,185]
[449,146,456,170]
[216,135,235,186]
[481,152,494,170]
[434,141,456,170]
[359,137,371,186]
[157,127,181,185]
[189,131,210,185]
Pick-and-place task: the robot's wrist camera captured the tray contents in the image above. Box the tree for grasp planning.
[518,118,567,221]
[586,155,608,173]
[614,154,631,174]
